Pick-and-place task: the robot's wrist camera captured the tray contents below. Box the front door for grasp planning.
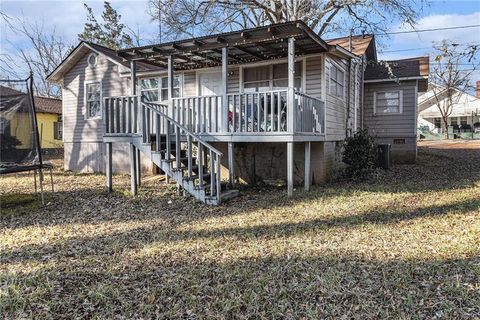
[199,72,222,96]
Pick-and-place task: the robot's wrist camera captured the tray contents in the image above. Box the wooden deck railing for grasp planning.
[105,91,325,137]
[295,91,325,134]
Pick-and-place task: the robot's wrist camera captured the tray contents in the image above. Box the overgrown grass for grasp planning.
[1,145,479,319]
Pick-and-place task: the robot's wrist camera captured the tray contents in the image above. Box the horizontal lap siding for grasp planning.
[62,52,130,143]
[364,81,417,137]
[325,55,350,141]
[305,56,323,99]
[183,72,196,96]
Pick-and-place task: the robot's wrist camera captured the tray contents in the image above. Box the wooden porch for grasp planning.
[103,21,336,203]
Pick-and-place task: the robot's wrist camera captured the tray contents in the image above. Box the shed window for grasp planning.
[451,117,458,126]
[460,116,467,125]
[85,82,102,119]
[140,76,181,102]
[329,64,344,99]
[434,118,441,128]
[374,90,403,114]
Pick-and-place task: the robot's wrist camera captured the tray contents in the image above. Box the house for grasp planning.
[0,85,63,153]
[47,21,428,204]
[418,82,480,136]
[363,56,429,162]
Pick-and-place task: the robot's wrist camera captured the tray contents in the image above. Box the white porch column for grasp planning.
[130,143,137,195]
[222,47,229,132]
[228,142,234,186]
[287,142,294,197]
[287,37,296,133]
[304,141,311,191]
[130,60,137,95]
[106,142,112,192]
[167,55,174,118]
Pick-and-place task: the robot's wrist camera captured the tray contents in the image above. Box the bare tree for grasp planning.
[0,14,72,97]
[147,0,424,41]
[430,41,479,139]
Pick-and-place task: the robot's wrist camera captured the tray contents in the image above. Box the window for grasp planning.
[243,62,302,92]
[87,53,98,67]
[451,117,458,126]
[434,118,441,129]
[374,91,403,114]
[329,64,345,99]
[460,116,468,125]
[85,82,102,119]
[53,121,62,140]
[140,76,181,102]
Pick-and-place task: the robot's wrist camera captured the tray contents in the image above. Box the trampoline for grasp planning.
[0,75,54,204]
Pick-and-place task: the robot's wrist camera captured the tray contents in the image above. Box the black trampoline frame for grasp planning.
[0,75,54,204]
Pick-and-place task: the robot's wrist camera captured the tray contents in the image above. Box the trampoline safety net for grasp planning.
[0,77,41,167]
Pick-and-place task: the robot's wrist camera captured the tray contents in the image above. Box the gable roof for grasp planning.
[326,34,377,61]
[0,85,61,114]
[46,41,159,83]
[364,56,429,81]
[33,96,62,114]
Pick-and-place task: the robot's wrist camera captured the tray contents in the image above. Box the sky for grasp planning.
[1,0,480,81]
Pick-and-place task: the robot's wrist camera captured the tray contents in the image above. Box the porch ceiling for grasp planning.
[117,21,329,71]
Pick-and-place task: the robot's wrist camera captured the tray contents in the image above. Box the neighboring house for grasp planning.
[363,57,429,163]
[47,21,428,204]
[418,82,480,134]
[0,85,63,153]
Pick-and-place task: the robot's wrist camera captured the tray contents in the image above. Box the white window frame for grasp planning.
[84,80,102,120]
[140,74,183,102]
[373,90,403,115]
[328,61,345,100]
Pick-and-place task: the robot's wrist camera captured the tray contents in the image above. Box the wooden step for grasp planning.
[185,173,211,182]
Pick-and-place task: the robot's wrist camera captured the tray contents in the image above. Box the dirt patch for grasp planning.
[419,139,480,150]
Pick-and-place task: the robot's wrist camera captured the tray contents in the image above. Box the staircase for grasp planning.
[104,97,238,205]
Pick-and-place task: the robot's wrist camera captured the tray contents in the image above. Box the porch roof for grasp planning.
[117,21,330,71]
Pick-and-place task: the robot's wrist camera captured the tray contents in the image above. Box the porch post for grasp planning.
[167,55,174,118]
[228,142,234,186]
[287,142,294,197]
[130,143,137,195]
[222,47,229,132]
[106,142,112,192]
[304,141,311,191]
[130,60,137,95]
[287,37,296,132]
[136,148,141,186]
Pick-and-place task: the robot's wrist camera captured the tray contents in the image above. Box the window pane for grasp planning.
[337,69,344,84]
[161,77,168,88]
[330,66,337,81]
[142,90,159,102]
[244,81,270,92]
[89,101,101,117]
[376,98,399,107]
[141,78,158,90]
[244,66,269,82]
[379,106,399,113]
[161,89,168,101]
[377,92,399,99]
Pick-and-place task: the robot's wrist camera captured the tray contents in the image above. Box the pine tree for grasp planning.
[78,1,133,50]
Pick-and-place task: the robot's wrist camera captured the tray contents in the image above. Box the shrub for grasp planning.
[342,129,377,179]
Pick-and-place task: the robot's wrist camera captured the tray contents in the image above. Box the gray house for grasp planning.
[47,21,428,204]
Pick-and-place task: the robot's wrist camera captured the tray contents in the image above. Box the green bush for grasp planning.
[342,129,377,179]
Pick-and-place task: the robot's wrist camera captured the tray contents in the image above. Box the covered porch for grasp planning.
[103,21,346,196]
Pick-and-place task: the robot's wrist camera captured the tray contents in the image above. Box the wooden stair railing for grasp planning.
[139,100,232,205]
